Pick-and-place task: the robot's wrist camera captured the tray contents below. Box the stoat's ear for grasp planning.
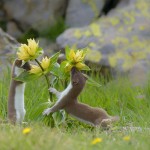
[82,73,88,80]
[84,76,88,80]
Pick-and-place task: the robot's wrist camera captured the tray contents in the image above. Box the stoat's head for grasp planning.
[13,59,31,77]
[14,59,31,71]
[71,67,87,90]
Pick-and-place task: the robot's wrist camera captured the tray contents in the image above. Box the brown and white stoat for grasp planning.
[8,59,31,124]
[43,67,119,128]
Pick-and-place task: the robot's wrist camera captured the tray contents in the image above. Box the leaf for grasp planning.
[50,76,58,87]
[81,65,91,71]
[60,61,68,70]
[37,47,43,54]
[52,110,66,126]
[42,114,55,127]
[14,71,41,82]
[59,61,70,79]
[50,63,64,78]
[65,46,70,61]
[82,47,88,55]
[45,52,60,74]
[50,52,60,64]
[83,73,101,87]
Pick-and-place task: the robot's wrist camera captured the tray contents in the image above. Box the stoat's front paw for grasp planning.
[42,108,52,116]
[49,87,56,93]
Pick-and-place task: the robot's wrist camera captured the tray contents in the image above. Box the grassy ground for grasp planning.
[0,69,150,150]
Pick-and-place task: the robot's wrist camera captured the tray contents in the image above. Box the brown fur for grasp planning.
[7,59,30,124]
[43,67,119,127]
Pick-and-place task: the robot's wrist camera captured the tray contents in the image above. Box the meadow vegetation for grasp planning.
[0,68,150,150]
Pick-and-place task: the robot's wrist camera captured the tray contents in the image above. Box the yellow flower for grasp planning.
[17,44,30,61]
[65,62,73,72]
[29,65,42,75]
[64,49,89,72]
[91,138,102,145]
[22,128,31,135]
[75,50,85,62]
[41,57,51,70]
[123,136,131,141]
[17,38,42,61]
[69,49,85,63]
[27,39,39,56]
[29,57,51,75]
[68,49,76,61]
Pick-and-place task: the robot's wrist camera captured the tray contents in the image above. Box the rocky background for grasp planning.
[0,0,150,85]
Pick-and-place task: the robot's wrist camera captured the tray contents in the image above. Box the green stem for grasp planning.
[35,59,53,101]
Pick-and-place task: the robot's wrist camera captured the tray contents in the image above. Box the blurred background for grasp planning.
[0,0,150,86]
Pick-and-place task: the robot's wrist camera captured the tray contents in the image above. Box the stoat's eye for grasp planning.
[15,59,22,67]
[72,78,79,85]
[73,81,78,85]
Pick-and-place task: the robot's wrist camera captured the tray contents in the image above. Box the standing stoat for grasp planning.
[43,67,119,128]
[8,59,31,124]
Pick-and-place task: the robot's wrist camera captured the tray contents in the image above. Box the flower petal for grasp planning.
[75,62,86,70]
[17,50,30,61]
[65,63,73,72]
[29,65,42,75]
[22,128,31,135]
[91,138,102,145]
[123,136,131,141]
[41,57,51,70]
[27,39,38,56]
[68,49,76,61]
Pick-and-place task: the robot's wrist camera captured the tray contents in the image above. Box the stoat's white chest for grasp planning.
[14,66,25,110]
[58,82,72,101]
[14,66,26,123]
[15,66,23,76]
[14,83,25,110]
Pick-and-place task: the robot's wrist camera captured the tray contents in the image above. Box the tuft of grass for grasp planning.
[0,123,150,150]
[0,20,7,31]
[17,28,39,43]
[0,69,150,149]
[39,18,67,41]
[17,17,67,43]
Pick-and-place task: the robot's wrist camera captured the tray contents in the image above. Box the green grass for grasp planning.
[17,18,67,43]
[0,69,150,150]
[39,18,67,41]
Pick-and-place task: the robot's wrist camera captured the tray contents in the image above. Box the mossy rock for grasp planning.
[57,0,150,79]
[65,0,104,27]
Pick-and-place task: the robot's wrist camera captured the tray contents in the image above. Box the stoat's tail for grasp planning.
[101,116,120,128]
[110,116,120,123]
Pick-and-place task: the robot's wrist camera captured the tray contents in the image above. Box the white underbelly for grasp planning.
[14,84,25,110]
[57,82,72,103]
[70,114,95,126]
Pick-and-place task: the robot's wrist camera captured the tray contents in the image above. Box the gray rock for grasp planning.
[4,0,68,32]
[0,28,18,72]
[38,37,59,56]
[57,0,150,85]
[7,21,23,39]
[65,0,104,27]
[115,0,135,8]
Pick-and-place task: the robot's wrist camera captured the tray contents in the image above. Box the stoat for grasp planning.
[8,59,31,124]
[43,67,119,128]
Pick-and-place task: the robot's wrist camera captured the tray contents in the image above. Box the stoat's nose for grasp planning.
[22,62,31,71]
[71,67,77,74]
